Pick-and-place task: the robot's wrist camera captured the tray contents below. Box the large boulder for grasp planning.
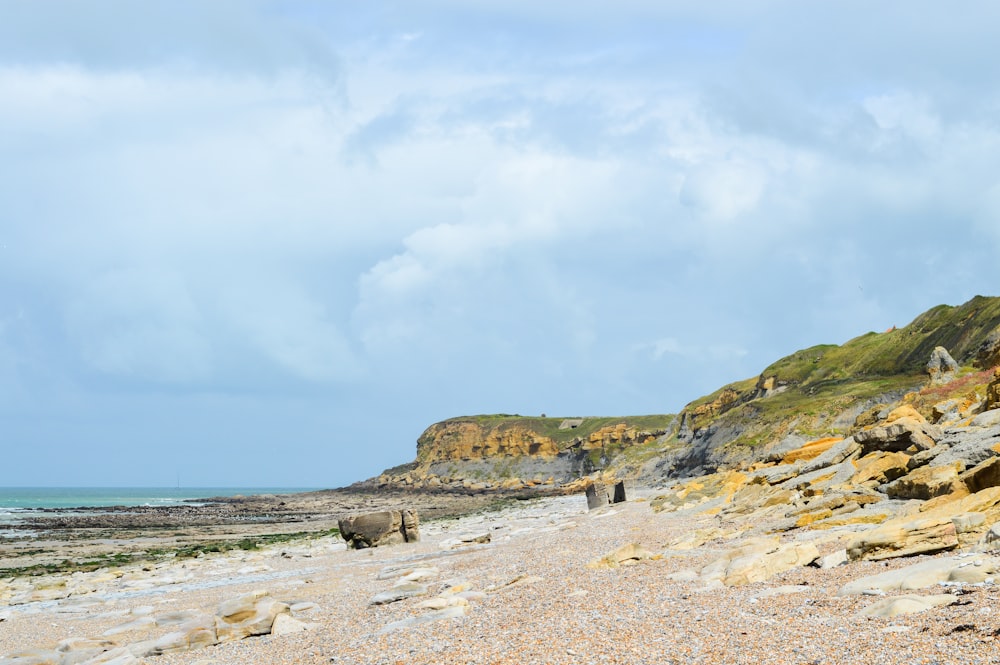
[853,406,941,455]
[926,346,959,384]
[846,516,959,561]
[883,462,966,500]
[338,509,420,549]
[700,537,819,586]
[848,451,911,487]
[960,456,1000,493]
[839,555,1000,595]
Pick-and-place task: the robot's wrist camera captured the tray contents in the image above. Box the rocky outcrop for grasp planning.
[926,346,959,384]
[853,406,941,455]
[338,510,420,549]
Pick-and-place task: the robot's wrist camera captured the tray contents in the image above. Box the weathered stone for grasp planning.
[0,650,62,665]
[976,328,1000,369]
[587,543,653,569]
[982,523,1000,550]
[799,437,861,474]
[369,583,429,605]
[781,437,843,464]
[883,462,966,500]
[55,638,117,665]
[586,481,610,510]
[338,510,420,549]
[854,407,941,455]
[932,424,1000,468]
[846,516,959,561]
[819,549,848,569]
[960,456,1000,494]
[840,555,1000,595]
[271,614,311,636]
[926,346,959,384]
[215,592,289,643]
[377,604,470,634]
[611,480,630,503]
[987,367,1000,411]
[700,537,819,586]
[951,512,986,534]
[440,532,490,549]
[650,471,748,513]
[78,647,140,665]
[848,451,911,486]
[748,463,804,485]
[145,614,218,656]
[859,594,957,618]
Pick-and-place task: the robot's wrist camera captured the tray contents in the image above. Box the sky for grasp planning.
[2,1,1000,487]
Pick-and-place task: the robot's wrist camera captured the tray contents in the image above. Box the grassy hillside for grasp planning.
[680,295,1000,451]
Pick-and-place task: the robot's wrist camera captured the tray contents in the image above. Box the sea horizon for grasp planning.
[0,486,322,512]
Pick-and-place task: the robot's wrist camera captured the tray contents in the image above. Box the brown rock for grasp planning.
[587,543,653,569]
[883,462,966,500]
[650,471,748,513]
[338,509,420,549]
[701,537,819,586]
[854,406,941,455]
[846,517,959,561]
[215,592,290,643]
[781,437,843,464]
[848,451,911,486]
[986,368,1000,411]
[960,456,1000,493]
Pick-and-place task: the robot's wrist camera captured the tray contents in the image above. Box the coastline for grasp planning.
[2,488,996,664]
[0,486,564,578]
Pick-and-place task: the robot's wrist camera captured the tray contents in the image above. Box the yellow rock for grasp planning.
[885,405,926,425]
[587,543,653,569]
[795,509,833,527]
[847,514,963,561]
[782,437,843,464]
[808,512,891,530]
[848,451,911,486]
[919,486,971,513]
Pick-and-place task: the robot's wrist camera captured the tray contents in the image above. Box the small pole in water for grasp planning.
[176,471,180,490]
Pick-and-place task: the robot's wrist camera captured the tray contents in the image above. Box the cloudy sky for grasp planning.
[2,1,999,487]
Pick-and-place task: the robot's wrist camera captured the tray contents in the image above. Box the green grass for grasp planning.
[417,414,676,459]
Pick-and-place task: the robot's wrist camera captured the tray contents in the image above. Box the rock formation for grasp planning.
[338,510,420,549]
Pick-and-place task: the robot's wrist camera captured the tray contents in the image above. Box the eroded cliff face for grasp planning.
[416,421,560,463]
[374,416,673,492]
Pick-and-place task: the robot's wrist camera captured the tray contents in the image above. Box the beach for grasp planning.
[2,488,999,664]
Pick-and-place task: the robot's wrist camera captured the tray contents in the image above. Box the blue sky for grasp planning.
[2,1,999,487]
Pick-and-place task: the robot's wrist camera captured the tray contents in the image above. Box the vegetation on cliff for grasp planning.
[379,296,1000,489]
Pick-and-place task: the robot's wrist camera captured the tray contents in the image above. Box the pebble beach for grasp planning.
[3,490,1000,665]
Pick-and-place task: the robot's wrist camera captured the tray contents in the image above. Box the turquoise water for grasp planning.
[0,487,318,512]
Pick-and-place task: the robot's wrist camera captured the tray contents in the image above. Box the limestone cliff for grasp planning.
[375,415,674,492]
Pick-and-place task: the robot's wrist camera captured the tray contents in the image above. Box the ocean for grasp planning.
[0,487,318,535]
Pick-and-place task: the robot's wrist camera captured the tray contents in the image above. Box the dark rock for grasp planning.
[338,510,420,549]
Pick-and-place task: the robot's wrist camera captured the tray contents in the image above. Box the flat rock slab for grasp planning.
[370,583,429,605]
[859,594,958,618]
[839,555,1000,595]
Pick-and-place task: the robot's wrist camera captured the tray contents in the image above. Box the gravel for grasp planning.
[3,494,1000,665]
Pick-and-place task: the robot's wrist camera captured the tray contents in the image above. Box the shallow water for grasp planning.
[0,487,318,527]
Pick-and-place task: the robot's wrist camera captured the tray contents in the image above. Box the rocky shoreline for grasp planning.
[0,487,558,578]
